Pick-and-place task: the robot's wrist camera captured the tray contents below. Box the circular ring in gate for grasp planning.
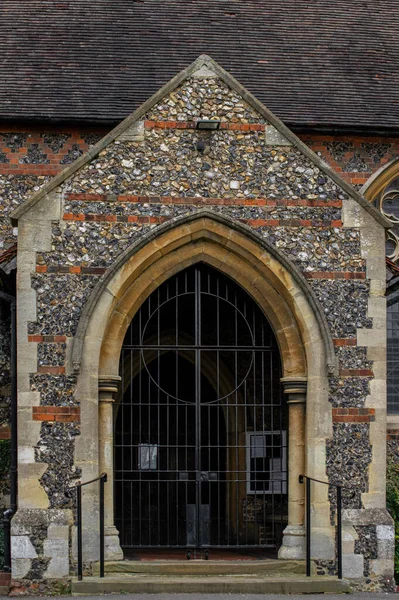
[140,291,255,404]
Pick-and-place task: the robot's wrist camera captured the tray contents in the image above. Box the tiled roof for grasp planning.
[1,0,399,129]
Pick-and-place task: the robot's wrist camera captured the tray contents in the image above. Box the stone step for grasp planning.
[72,573,350,595]
[92,558,305,576]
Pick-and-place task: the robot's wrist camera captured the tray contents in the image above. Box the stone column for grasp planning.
[278,377,307,560]
[98,376,123,561]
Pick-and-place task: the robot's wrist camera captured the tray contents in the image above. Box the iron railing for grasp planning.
[73,473,107,581]
[299,474,345,579]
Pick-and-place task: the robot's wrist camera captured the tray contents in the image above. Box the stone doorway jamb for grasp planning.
[278,376,307,560]
[98,375,124,560]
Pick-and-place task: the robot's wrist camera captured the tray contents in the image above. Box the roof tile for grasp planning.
[1,0,398,129]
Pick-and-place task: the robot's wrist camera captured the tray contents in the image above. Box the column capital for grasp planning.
[98,375,121,402]
[280,376,307,400]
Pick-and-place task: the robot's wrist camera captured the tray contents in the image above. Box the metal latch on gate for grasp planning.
[198,471,218,481]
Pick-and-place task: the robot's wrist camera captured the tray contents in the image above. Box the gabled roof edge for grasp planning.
[10,54,390,228]
[10,54,213,224]
[206,58,390,228]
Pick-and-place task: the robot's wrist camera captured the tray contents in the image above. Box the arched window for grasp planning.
[363,160,399,414]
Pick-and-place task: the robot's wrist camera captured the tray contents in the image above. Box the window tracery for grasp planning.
[363,160,399,414]
[373,175,399,262]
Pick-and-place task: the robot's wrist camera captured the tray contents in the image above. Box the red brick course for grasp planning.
[144,120,266,131]
[62,211,342,228]
[35,265,106,275]
[304,272,366,280]
[246,218,342,227]
[0,164,63,176]
[32,406,80,423]
[332,407,375,423]
[35,265,47,273]
[339,369,374,377]
[28,335,67,343]
[333,338,357,346]
[36,263,366,280]
[65,193,343,208]
[37,366,66,374]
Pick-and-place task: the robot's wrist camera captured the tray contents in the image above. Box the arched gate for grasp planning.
[114,263,287,550]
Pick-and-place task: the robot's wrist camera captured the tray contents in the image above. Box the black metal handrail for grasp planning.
[72,473,107,581]
[299,474,347,580]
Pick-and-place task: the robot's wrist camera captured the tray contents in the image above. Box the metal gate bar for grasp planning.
[114,263,287,549]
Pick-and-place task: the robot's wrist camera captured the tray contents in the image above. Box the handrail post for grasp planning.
[337,485,343,579]
[74,473,107,581]
[99,474,107,578]
[77,485,83,581]
[306,476,311,577]
[300,475,348,581]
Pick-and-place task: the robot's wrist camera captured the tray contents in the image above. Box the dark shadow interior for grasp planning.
[114,263,287,550]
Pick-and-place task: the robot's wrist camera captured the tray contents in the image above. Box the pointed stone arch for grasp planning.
[72,210,337,379]
[73,210,336,561]
[361,158,399,263]
[361,157,399,202]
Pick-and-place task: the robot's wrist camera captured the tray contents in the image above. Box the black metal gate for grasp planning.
[114,263,287,549]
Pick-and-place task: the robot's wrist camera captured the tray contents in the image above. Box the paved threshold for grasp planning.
[71,574,350,595]
[21,594,397,600]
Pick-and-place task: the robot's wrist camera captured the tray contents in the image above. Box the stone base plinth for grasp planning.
[105,526,123,561]
[11,508,73,580]
[278,524,305,560]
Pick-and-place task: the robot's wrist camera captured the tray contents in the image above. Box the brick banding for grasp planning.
[0,165,63,176]
[332,408,375,423]
[65,193,343,208]
[37,366,66,374]
[65,193,107,202]
[28,335,67,343]
[62,213,342,228]
[32,406,80,423]
[339,369,374,377]
[35,265,106,275]
[333,338,357,346]
[304,271,366,279]
[144,120,266,132]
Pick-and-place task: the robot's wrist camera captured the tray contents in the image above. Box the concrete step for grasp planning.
[72,573,350,595]
[92,559,305,576]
